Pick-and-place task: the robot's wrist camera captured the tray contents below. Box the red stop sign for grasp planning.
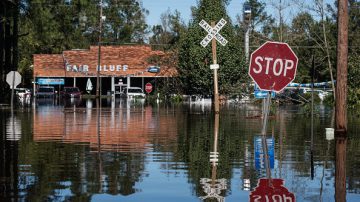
[249,41,298,92]
[145,82,153,93]
[250,178,295,202]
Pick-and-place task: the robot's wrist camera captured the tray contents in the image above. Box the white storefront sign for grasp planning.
[66,64,128,72]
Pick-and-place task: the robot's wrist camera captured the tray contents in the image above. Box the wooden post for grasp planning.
[211,22,220,113]
[335,0,348,135]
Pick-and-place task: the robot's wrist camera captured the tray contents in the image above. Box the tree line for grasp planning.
[1,0,360,105]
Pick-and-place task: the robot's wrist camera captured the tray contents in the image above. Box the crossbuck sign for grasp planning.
[199,18,228,47]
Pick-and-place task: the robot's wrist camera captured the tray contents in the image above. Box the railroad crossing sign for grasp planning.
[199,18,228,47]
[6,71,22,89]
[199,18,228,113]
[248,41,298,92]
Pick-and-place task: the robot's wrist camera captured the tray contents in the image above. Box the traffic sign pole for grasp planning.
[6,71,22,107]
[211,21,220,114]
[11,71,15,108]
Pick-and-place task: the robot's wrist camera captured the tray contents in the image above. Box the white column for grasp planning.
[111,77,115,96]
[74,77,76,87]
[142,77,144,91]
[127,76,130,88]
[33,78,36,96]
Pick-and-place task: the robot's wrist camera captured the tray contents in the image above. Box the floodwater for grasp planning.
[1,98,360,202]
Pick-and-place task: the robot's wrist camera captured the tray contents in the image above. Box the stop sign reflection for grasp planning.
[250,178,295,202]
[248,41,298,92]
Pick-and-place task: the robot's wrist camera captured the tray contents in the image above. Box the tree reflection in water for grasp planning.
[1,102,360,201]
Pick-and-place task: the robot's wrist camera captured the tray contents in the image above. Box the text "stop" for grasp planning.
[253,57,294,77]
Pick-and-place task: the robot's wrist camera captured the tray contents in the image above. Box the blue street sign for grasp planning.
[37,78,65,85]
[254,136,275,170]
[254,84,275,99]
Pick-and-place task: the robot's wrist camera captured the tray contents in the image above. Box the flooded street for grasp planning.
[1,98,360,201]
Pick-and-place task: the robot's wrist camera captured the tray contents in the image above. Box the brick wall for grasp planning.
[33,45,177,78]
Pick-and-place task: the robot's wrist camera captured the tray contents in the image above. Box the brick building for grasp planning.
[33,45,177,95]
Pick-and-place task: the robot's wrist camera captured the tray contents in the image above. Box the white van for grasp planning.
[121,87,145,98]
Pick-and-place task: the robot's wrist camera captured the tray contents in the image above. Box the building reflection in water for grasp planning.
[200,114,227,202]
[33,99,177,152]
[29,98,178,199]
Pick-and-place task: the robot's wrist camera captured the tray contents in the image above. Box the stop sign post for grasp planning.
[6,71,22,108]
[249,41,298,136]
[145,82,153,94]
[249,41,298,93]
[6,71,22,89]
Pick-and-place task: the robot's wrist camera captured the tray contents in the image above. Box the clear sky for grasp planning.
[142,0,335,28]
[142,0,243,27]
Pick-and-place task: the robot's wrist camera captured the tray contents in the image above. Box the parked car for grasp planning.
[121,87,145,98]
[36,86,55,98]
[300,88,330,101]
[61,87,81,98]
[15,88,31,99]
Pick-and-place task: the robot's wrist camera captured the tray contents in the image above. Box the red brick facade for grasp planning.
[33,45,177,78]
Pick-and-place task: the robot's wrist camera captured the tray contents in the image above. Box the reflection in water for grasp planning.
[33,100,177,152]
[250,178,295,201]
[1,101,359,201]
[200,114,227,202]
[28,99,179,200]
[250,97,296,201]
[335,136,347,202]
[1,110,19,201]
[254,136,274,170]
[6,115,21,141]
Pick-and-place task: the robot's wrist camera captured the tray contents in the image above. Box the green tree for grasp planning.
[149,9,187,51]
[102,0,149,43]
[348,55,360,107]
[17,0,149,87]
[178,0,247,96]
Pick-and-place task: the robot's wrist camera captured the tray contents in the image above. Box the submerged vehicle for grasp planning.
[121,87,145,98]
[61,87,81,98]
[36,86,55,98]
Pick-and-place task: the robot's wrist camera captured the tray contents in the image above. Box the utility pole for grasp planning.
[279,0,283,42]
[243,1,251,62]
[335,0,348,136]
[96,0,103,98]
[244,27,250,63]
